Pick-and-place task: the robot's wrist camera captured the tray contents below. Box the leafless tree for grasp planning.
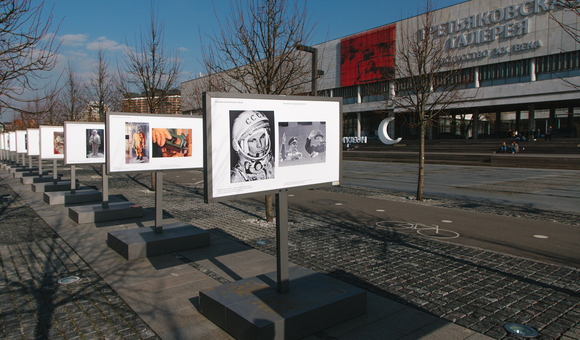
[391,0,475,201]
[118,3,181,114]
[202,0,318,222]
[59,61,86,122]
[19,83,62,126]
[86,47,118,121]
[0,0,61,112]
[119,2,182,191]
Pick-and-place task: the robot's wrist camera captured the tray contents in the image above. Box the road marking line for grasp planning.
[533,235,548,239]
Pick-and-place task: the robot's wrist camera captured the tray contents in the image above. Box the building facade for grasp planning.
[181,0,580,139]
[122,90,181,115]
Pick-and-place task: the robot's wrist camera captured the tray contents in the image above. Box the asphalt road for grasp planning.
[341,161,580,214]
[161,162,580,268]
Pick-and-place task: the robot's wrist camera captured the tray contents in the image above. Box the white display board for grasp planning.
[0,133,4,150]
[39,126,64,160]
[27,129,40,156]
[64,122,106,165]
[16,130,27,154]
[204,92,342,203]
[9,132,16,152]
[106,112,203,173]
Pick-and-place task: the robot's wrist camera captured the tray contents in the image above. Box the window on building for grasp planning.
[536,50,580,80]
[479,59,530,86]
[361,81,389,103]
[334,85,358,105]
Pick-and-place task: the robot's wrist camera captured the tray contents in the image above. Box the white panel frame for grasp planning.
[106,112,204,174]
[64,122,106,165]
[39,126,64,160]
[204,92,342,203]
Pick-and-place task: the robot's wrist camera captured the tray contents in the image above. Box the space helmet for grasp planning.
[231,110,271,161]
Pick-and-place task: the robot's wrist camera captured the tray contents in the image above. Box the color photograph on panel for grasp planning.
[125,122,149,164]
[151,128,192,158]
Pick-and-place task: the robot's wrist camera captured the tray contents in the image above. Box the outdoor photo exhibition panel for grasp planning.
[64,122,106,165]
[9,132,16,152]
[204,92,342,203]
[27,129,40,156]
[16,130,27,154]
[106,112,203,174]
[39,126,64,160]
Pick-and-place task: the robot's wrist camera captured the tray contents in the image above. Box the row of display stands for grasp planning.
[0,97,367,340]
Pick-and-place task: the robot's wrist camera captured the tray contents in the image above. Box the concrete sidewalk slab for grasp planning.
[1,170,498,340]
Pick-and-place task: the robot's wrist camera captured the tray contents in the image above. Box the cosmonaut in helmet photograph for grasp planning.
[229,110,275,183]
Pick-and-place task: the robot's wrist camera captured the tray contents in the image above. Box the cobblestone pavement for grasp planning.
[73,167,580,340]
[3,163,580,340]
[0,179,159,340]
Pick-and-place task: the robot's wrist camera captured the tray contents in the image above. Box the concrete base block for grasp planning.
[200,266,367,340]
[107,222,210,260]
[43,189,103,205]
[68,201,143,224]
[31,180,78,193]
[21,175,61,184]
[10,166,39,174]
[14,170,50,178]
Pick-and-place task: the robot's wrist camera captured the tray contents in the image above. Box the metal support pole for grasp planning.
[102,164,108,209]
[155,171,163,233]
[276,190,289,293]
[22,154,26,167]
[28,156,32,171]
[38,156,43,177]
[53,160,58,184]
[70,165,76,194]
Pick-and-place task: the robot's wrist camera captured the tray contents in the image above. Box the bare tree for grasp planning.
[0,0,61,112]
[202,0,318,222]
[86,47,117,121]
[119,3,181,114]
[119,2,182,191]
[19,83,62,126]
[59,61,86,122]
[391,0,475,201]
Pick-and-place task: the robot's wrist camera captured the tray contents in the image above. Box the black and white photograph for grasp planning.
[86,129,104,158]
[279,122,326,167]
[229,110,275,183]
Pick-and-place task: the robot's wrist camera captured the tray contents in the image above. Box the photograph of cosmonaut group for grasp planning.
[53,132,64,155]
[229,110,275,183]
[279,121,326,166]
[125,122,149,163]
[86,129,104,158]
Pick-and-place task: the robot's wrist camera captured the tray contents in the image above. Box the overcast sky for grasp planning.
[2,0,465,121]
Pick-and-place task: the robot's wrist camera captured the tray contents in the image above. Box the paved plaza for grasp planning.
[1,161,579,339]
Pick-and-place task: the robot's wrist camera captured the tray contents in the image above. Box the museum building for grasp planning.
[181,0,580,140]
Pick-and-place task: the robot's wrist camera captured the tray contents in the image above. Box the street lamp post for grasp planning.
[295,44,323,96]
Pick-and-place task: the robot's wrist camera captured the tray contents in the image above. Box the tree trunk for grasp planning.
[416,119,425,201]
[265,195,274,222]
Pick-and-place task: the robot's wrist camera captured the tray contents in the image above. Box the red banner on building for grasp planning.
[340,24,396,87]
